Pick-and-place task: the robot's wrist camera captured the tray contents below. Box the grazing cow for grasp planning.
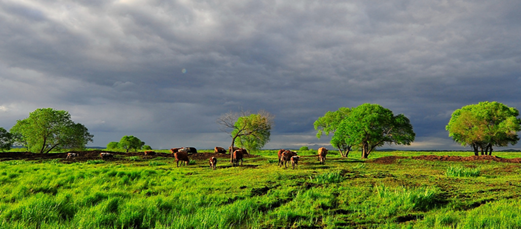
[183,147,198,154]
[170,148,182,154]
[277,149,286,166]
[144,151,156,156]
[232,149,245,166]
[209,157,217,170]
[66,152,78,160]
[214,147,226,154]
[229,146,239,154]
[291,156,300,169]
[174,150,190,167]
[318,147,328,164]
[100,152,113,159]
[280,150,298,168]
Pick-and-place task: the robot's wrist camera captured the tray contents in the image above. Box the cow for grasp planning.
[182,147,198,154]
[277,149,286,166]
[318,147,328,164]
[232,149,245,166]
[144,151,156,156]
[174,150,190,167]
[170,148,182,154]
[291,156,300,169]
[209,157,217,170]
[229,146,240,154]
[280,150,297,168]
[100,152,113,159]
[214,147,226,154]
[66,152,78,160]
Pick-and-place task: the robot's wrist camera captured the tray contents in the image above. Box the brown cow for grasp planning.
[100,152,113,159]
[280,150,297,168]
[66,152,78,160]
[170,148,182,154]
[174,150,190,167]
[214,147,226,154]
[232,149,245,166]
[144,151,156,156]
[291,156,300,169]
[209,157,217,170]
[229,146,239,154]
[318,147,328,164]
[277,149,286,166]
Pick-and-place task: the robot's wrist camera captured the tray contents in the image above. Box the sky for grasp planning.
[1,0,520,151]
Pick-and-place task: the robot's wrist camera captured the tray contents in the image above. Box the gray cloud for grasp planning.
[1,0,520,150]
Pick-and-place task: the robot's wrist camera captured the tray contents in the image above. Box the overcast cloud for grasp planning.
[1,0,520,151]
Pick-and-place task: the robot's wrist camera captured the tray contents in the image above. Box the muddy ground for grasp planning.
[0,150,258,162]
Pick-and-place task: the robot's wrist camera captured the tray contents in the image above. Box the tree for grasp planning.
[142,145,152,150]
[10,108,93,153]
[107,142,120,150]
[314,107,352,157]
[333,104,415,159]
[446,101,520,156]
[119,136,145,153]
[217,110,274,163]
[0,127,13,151]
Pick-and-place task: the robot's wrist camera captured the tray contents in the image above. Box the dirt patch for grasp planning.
[368,155,521,164]
[0,151,258,162]
[370,156,408,164]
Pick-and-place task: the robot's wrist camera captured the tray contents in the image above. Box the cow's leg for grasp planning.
[176,160,179,167]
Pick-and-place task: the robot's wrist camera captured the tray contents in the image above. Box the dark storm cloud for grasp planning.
[1,0,520,150]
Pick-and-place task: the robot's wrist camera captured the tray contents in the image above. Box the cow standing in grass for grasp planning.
[232,149,247,166]
[214,147,226,154]
[318,147,328,164]
[174,150,190,167]
[280,150,297,168]
[209,157,217,170]
[66,152,78,160]
[291,156,300,169]
[100,152,113,159]
[170,148,182,154]
[277,149,286,166]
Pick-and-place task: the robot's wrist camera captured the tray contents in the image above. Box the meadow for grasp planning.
[0,149,521,228]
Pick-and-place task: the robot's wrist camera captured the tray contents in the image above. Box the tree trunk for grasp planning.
[361,142,369,159]
[230,135,239,164]
[472,144,479,156]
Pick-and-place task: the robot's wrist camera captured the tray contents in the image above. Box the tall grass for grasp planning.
[309,171,344,184]
[446,166,481,177]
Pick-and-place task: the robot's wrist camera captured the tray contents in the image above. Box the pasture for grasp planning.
[0,149,521,228]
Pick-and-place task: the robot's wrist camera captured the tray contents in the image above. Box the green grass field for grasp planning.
[1,149,521,228]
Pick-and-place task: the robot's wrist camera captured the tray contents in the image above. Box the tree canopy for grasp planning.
[119,135,145,153]
[0,127,13,151]
[10,108,93,153]
[446,101,521,155]
[333,104,415,158]
[217,110,273,162]
[314,107,352,157]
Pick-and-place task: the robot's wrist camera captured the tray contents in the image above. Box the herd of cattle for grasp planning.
[65,146,329,170]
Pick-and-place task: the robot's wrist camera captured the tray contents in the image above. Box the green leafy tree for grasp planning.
[142,145,152,150]
[10,108,93,153]
[119,135,145,153]
[333,104,415,159]
[107,142,120,150]
[218,110,274,163]
[314,107,352,157]
[0,127,14,151]
[446,101,520,156]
